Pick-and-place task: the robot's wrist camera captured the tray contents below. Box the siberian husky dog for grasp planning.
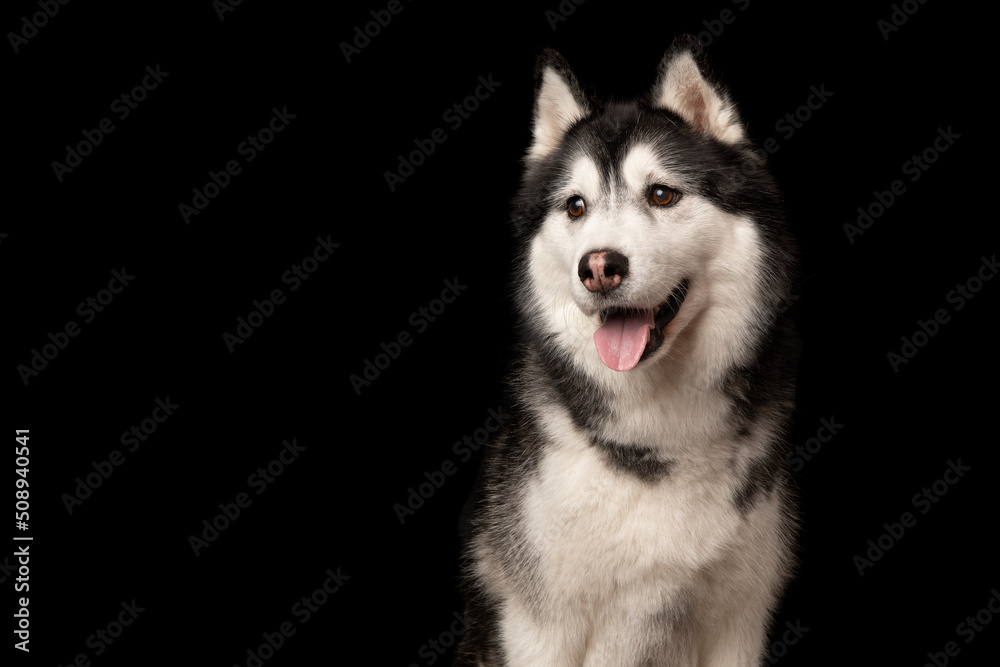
[455,35,799,666]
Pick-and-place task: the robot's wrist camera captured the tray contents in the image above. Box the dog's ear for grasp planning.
[527,49,590,162]
[651,35,745,144]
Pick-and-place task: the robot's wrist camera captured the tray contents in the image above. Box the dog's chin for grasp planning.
[591,279,690,371]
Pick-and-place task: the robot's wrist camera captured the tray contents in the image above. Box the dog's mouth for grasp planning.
[594,279,690,371]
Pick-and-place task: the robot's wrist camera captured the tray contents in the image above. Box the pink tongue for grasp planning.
[594,309,655,371]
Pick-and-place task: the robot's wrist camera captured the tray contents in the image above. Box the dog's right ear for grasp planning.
[527,49,590,163]
[651,34,745,144]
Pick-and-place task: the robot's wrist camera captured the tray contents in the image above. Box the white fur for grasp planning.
[528,67,588,162]
[654,51,745,144]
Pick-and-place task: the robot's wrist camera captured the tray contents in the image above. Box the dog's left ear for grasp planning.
[651,35,745,144]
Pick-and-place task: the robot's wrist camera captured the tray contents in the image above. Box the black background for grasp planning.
[5,1,996,665]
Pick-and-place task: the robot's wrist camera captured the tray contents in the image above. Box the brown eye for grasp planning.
[650,185,677,206]
[567,196,586,217]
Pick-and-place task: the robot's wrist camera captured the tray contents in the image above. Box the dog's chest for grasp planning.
[521,432,740,593]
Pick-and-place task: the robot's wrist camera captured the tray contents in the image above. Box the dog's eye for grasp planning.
[567,196,586,218]
[649,185,677,207]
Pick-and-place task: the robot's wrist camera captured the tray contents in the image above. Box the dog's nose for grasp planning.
[578,250,629,293]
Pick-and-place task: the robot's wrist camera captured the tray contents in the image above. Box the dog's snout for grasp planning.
[578,250,629,293]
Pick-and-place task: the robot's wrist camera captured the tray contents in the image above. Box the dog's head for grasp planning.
[513,36,791,375]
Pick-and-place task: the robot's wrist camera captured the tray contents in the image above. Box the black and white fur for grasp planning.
[456,35,799,666]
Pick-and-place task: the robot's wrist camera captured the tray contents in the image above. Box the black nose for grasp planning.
[578,250,629,293]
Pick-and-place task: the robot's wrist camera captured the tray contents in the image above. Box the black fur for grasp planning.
[592,437,675,484]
